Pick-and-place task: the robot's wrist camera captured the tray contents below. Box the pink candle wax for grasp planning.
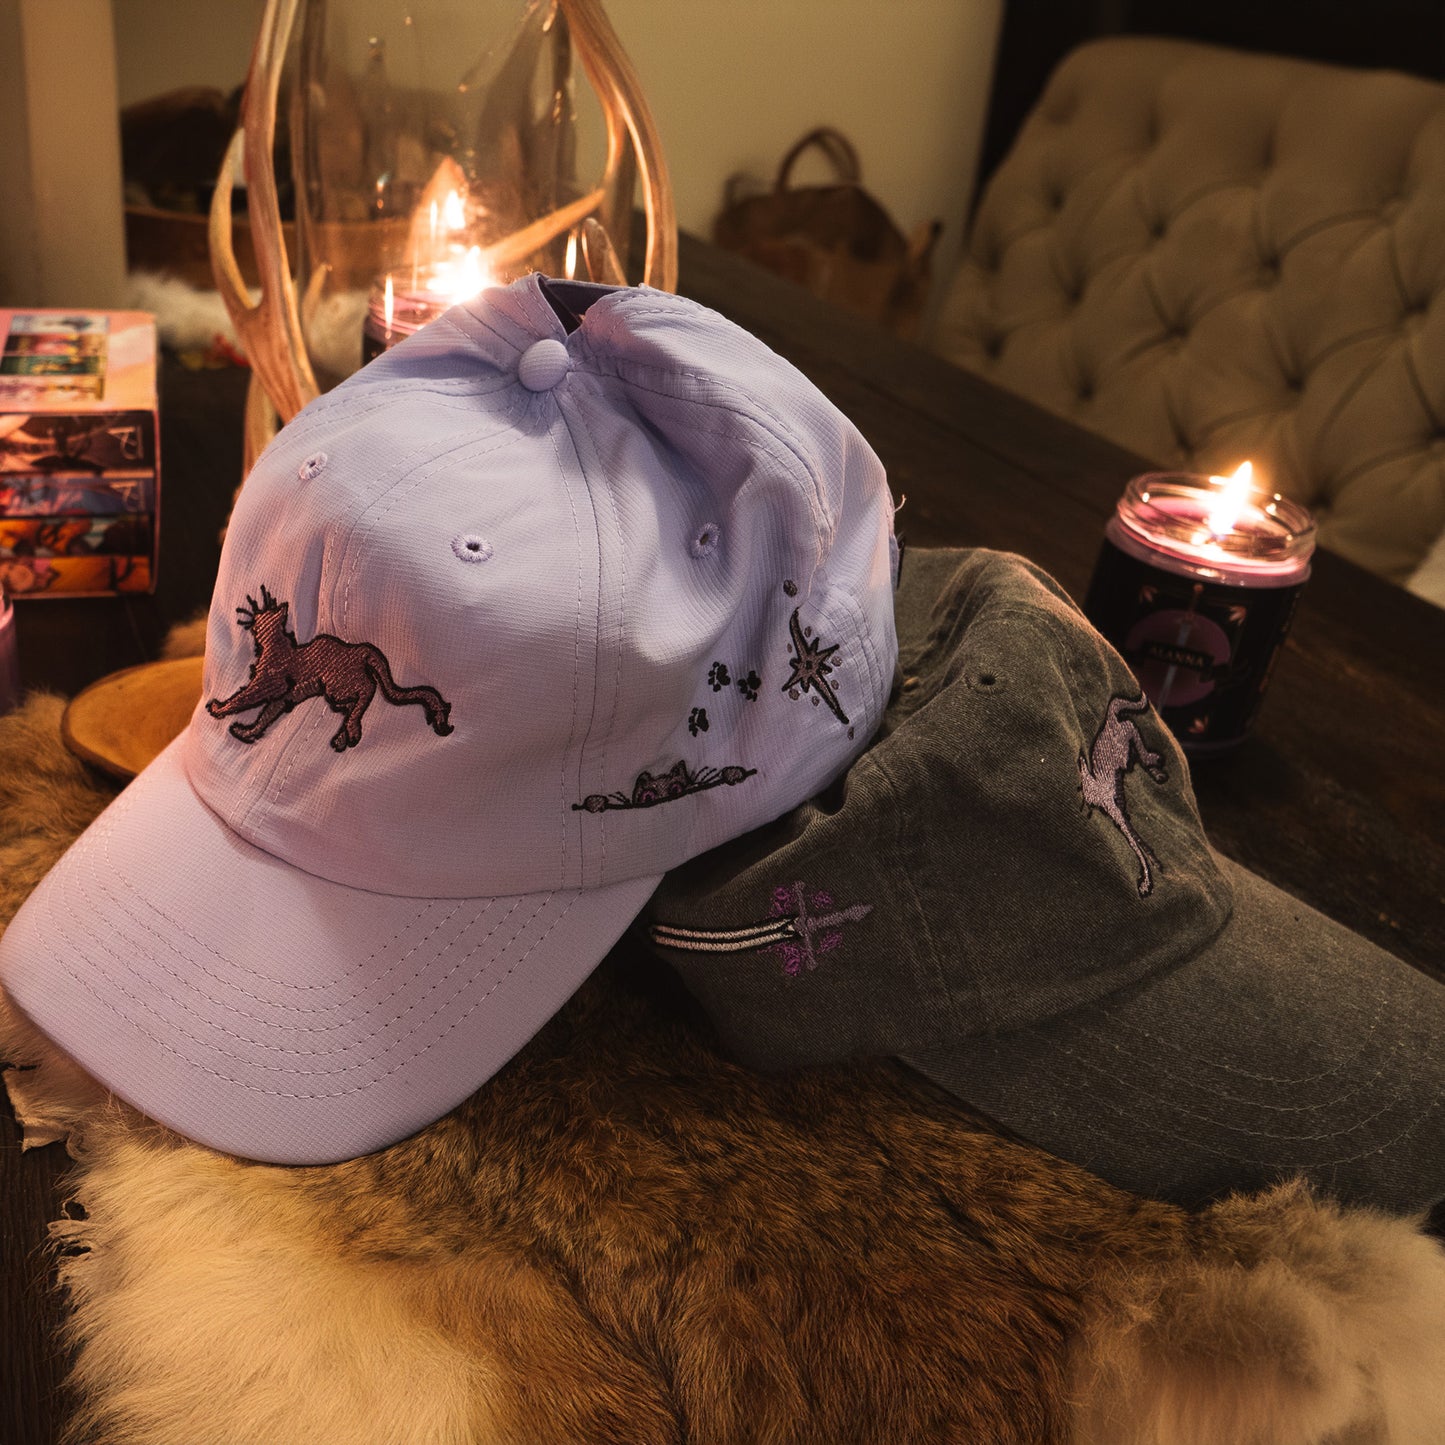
[361,281,453,364]
[1083,471,1315,754]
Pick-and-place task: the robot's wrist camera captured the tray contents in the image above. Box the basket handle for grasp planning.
[776,128,861,192]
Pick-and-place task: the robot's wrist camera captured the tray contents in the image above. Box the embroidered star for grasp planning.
[781,609,849,724]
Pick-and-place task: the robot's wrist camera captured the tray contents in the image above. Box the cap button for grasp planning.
[518,338,570,392]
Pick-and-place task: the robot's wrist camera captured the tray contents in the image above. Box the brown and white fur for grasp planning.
[2,687,1442,1445]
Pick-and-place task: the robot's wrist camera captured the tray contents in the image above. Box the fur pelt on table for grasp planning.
[2,692,1444,1445]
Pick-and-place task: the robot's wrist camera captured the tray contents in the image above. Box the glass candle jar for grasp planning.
[1083,468,1315,755]
[360,277,453,363]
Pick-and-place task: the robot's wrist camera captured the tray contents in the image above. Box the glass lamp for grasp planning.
[210,0,675,469]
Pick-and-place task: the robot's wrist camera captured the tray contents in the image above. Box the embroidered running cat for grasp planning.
[1078,693,1167,897]
[206,587,454,752]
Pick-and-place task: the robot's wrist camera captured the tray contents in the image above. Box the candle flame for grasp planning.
[454,246,490,302]
[1203,461,1254,539]
[442,190,466,232]
[564,230,578,279]
[384,274,394,333]
[419,245,493,307]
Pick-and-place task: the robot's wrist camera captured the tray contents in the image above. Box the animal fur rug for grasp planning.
[2,674,1445,1444]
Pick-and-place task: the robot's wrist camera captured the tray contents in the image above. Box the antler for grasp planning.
[211,0,677,478]
[235,587,282,629]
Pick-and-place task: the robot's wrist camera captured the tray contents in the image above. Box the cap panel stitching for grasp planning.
[956,593,1229,883]
[868,751,973,1036]
[250,415,529,826]
[267,371,516,456]
[223,414,512,831]
[454,281,567,354]
[541,404,594,886]
[569,346,835,547]
[823,583,883,734]
[557,379,628,883]
[334,394,530,635]
[230,435,438,831]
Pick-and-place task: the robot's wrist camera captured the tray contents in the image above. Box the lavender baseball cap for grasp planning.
[0,276,900,1164]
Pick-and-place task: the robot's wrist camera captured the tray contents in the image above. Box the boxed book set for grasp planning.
[0,309,159,596]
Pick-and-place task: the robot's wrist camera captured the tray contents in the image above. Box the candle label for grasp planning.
[1083,539,1305,752]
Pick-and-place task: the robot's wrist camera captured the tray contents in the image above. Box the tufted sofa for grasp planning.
[933,36,1445,599]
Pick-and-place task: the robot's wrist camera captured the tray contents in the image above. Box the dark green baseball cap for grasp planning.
[644,548,1445,1213]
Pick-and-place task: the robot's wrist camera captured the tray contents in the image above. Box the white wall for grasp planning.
[113,0,266,107]
[604,0,1002,324]
[0,0,128,308]
[107,0,1000,327]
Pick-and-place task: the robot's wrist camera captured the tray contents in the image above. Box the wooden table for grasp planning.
[677,239,1445,983]
[4,234,1443,1443]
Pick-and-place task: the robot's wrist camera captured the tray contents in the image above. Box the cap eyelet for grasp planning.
[451,533,494,564]
[690,522,721,558]
[298,452,328,481]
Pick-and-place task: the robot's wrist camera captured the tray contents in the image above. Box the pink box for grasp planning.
[0,308,159,597]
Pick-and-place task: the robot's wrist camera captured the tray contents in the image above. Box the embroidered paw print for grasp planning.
[688,706,709,737]
[736,669,761,702]
[707,662,731,692]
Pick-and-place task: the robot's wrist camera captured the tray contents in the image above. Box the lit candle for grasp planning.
[1082,465,1315,754]
[361,249,496,363]
[361,180,496,363]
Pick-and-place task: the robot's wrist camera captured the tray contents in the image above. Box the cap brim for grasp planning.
[0,736,659,1164]
[905,856,1445,1213]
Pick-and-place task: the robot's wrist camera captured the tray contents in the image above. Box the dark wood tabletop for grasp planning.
[3,232,1443,1443]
